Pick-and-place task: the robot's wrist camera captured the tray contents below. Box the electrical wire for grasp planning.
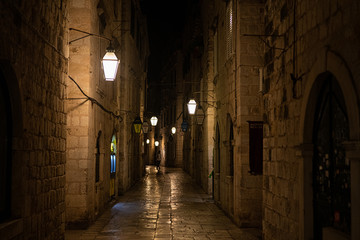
[68,76,123,121]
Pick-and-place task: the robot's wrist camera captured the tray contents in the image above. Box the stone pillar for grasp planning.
[344,141,360,240]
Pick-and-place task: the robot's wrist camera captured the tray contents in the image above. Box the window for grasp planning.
[248,121,263,175]
[109,135,116,197]
[226,1,233,59]
[130,1,135,38]
[110,154,116,173]
[229,120,234,176]
[213,30,218,75]
[97,1,106,35]
[0,72,12,222]
[110,135,116,175]
[95,131,102,183]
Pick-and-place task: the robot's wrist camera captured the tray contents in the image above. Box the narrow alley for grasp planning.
[2,1,360,239]
[65,166,261,240]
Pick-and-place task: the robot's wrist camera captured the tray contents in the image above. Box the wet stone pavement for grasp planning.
[65,166,261,240]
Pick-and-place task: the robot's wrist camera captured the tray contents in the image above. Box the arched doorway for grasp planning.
[301,51,360,240]
[0,63,24,226]
[214,123,221,202]
[0,70,12,221]
[312,74,350,239]
[110,134,117,197]
[228,116,234,177]
[226,114,234,215]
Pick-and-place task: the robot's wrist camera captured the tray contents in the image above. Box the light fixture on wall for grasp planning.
[142,121,149,133]
[150,116,158,126]
[187,99,197,115]
[133,116,143,134]
[195,106,205,125]
[69,28,120,81]
[101,44,120,81]
[171,127,176,134]
[146,139,150,144]
[154,140,159,147]
[181,120,189,132]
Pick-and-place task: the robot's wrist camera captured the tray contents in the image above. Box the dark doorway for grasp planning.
[214,123,221,201]
[0,70,12,222]
[229,118,234,176]
[312,74,350,238]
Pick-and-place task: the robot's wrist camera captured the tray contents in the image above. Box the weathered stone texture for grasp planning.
[65,0,148,228]
[0,0,68,239]
[262,0,360,239]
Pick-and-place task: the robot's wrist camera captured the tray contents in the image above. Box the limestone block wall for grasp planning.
[197,0,216,195]
[262,0,360,239]
[209,1,233,216]
[117,0,148,193]
[234,0,264,228]
[66,0,125,228]
[67,0,96,227]
[0,1,68,239]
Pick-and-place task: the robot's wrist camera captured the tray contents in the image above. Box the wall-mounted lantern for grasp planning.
[142,121,149,133]
[133,116,142,133]
[195,106,205,125]
[187,99,197,115]
[102,44,120,81]
[69,28,120,81]
[155,140,159,147]
[171,127,176,134]
[181,120,189,132]
[150,116,158,126]
[146,139,150,144]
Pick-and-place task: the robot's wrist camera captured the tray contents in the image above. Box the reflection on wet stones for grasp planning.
[66,166,260,240]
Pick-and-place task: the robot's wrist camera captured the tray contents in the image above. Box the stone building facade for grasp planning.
[0,1,68,239]
[0,0,148,238]
[262,1,360,240]
[158,50,183,168]
[159,0,360,240]
[160,0,264,229]
[66,0,149,228]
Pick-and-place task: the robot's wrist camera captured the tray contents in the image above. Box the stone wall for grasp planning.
[234,0,264,228]
[262,0,360,239]
[0,0,68,239]
[66,0,148,228]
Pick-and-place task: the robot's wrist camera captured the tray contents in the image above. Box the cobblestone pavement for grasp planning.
[65,166,261,240]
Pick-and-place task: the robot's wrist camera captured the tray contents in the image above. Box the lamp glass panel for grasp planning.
[150,116,158,126]
[102,52,119,81]
[187,99,197,115]
[142,121,149,133]
[134,123,142,133]
[196,108,205,125]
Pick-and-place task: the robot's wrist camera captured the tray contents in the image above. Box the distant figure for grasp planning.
[156,151,161,171]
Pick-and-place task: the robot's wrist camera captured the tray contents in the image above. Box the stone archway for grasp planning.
[300,50,360,240]
[225,114,234,215]
[312,74,350,239]
[0,61,24,238]
[214,123,221,202]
